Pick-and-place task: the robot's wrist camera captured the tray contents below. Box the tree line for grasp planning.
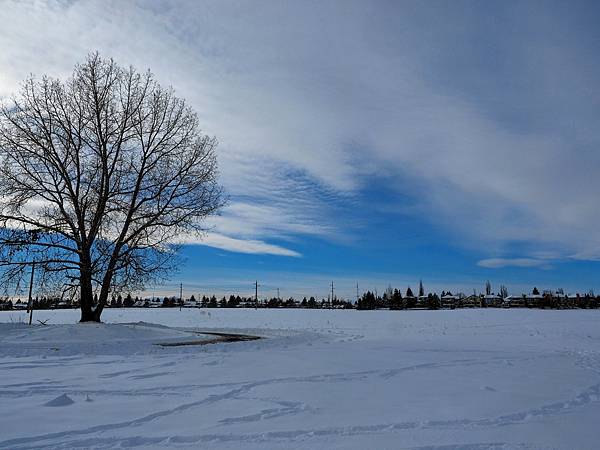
[3,283,599,311]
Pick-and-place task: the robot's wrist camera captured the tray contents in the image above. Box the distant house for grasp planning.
[483,294,502,307]
[182,299,198,308]
[461,295,480,308]
[503,296,521,307]
[0,300,13,311]
[565,294,585,308]
[148,298,161,308]
[441,294,459,308]
[525,294,543,307]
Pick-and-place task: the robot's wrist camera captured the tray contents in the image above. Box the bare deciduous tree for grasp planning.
[0,53,224,322]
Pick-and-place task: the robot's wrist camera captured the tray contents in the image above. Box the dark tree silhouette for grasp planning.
[0,54,224,322]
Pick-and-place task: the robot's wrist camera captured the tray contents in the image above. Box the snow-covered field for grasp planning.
[1,309,600,449]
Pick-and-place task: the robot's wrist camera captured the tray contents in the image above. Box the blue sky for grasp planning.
[1,0,599,298]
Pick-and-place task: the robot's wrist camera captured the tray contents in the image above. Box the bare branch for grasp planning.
[0,53,224,321]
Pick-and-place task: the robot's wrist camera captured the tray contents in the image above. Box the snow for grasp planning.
[1,308,600,449]
[0,321,219,357]
[44,394,75,407]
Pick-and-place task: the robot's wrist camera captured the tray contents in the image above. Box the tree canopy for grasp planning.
[0,53,224,321]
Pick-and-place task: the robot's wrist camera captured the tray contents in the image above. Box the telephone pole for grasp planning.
[356,282,359,303]
[277,288,280,301]
[255,280,259,309]
[330,281,334,308]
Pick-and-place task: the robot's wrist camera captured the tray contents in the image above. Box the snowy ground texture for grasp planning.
[1,309,600,450]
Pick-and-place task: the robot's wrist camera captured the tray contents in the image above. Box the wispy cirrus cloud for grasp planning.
[477,258,552,269]
[179,232,301,258]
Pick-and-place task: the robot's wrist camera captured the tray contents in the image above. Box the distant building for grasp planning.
[483,294,502,307]
[441,294,459,308]
[461,295,480,308]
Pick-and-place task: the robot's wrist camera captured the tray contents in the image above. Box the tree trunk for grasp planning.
[93,264,116,323]
[79,270,101,322]
[79,303,101,322]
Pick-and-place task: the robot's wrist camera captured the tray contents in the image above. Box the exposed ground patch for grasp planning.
[156,331,261,347]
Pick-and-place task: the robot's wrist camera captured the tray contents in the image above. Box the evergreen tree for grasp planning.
[357,291,377,310]
[123,293,134,307]
[404,295,417,309]
[228,294,237,307]
[426,293,440,310]
[390,288,403,310]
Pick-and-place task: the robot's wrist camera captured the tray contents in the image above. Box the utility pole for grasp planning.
[356,283,359,303]
[27,261,35,325]
[331,281,334,309]
[255,280,259,309]
[179,283,183,311]
[277,288,280,301]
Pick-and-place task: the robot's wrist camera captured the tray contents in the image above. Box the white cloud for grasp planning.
[477,258,551,269]
[178,232,301,257]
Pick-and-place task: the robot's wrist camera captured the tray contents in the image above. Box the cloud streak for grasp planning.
[477,258,551,269]
[180,232,301,258]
